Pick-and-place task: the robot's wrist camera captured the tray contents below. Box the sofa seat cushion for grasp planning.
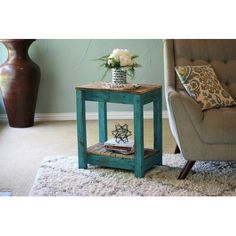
[197,106,236,144]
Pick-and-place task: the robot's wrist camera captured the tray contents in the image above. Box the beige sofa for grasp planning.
[164,39,236,179]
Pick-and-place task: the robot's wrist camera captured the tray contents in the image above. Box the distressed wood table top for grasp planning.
[76,82,161,94]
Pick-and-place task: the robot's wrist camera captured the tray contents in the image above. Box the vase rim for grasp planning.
[0,39,36,43]
[112,68,127,71]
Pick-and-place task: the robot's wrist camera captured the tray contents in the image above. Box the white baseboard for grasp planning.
[0,110,168,122]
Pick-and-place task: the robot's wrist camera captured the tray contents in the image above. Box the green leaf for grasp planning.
[100,54,110,58]
[134,63,142,68]
[131,55,139,59]
[101,68,110,81]
[93,55,110,61]
[127,68,135,80]
[99,63,106,67]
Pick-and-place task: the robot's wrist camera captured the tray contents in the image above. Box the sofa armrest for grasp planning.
[167,86,203,124]
[166,86,204,159]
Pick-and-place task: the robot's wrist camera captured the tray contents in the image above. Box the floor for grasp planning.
[0,119,176,196]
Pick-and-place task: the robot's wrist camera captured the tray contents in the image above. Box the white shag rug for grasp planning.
[29,154,236,196]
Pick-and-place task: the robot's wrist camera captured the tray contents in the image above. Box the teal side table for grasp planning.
[76,82,162,178]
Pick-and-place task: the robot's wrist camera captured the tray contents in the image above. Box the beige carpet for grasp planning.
[29,154,236,196]
[0,119,175,196]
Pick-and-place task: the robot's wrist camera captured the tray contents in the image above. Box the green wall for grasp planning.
[0,39,164,114]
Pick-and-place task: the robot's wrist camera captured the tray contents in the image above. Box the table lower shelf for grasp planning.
[86,143,161,172]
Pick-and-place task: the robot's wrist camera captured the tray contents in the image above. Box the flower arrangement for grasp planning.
[97,49,141,80]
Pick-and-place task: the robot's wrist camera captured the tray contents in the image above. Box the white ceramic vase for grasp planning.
[112,68,127,86]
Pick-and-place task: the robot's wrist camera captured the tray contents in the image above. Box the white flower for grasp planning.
[122,49,132,58]
[120,55,133,67]
[109,49,131,57]
[109,49,133,67]
[107,59,113,65]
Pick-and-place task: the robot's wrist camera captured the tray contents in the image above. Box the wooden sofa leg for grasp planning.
[177,161,196,179]
[174,145,180,154]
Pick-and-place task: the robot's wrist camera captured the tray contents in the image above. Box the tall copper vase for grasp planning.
[0,39,40,127]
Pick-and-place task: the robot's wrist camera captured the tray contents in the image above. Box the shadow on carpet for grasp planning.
[29,154,236,196]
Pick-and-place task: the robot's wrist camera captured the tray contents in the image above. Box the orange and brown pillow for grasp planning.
[175,65,236,110]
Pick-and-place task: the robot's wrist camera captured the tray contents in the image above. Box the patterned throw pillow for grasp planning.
[175,65,236,110]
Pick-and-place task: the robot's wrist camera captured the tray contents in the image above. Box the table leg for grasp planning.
[98,101,107,143]
[153,91,162,165]
[134,95,144,178]
[76,91,87,169]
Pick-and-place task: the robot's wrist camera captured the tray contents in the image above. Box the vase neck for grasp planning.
[2,40,35,63]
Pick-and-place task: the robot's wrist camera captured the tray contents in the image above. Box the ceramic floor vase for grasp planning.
[0,39,40,127]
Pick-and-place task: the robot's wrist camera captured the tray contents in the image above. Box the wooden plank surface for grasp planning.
[76,82,161,94]
[87,143,158,160]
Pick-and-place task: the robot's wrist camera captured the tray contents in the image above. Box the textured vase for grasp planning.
[0,39,41,127]
[112,68,127,86]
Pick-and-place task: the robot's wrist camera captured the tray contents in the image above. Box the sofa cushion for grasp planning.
[177,90,236,144]
[175,65,236,110]
[197,107,236,144]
